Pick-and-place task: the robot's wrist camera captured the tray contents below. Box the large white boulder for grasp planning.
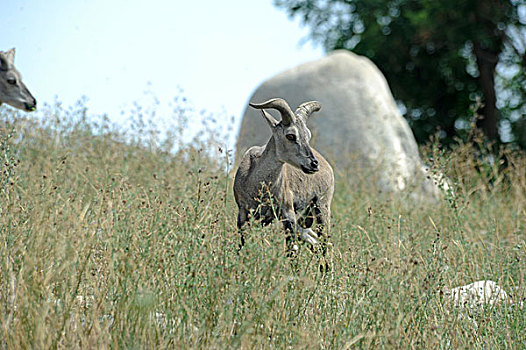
[236,50,442,200]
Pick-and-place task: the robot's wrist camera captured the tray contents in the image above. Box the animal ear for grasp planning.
[0,52,9,71]
[260,110,279,128]
[6,48,15,65]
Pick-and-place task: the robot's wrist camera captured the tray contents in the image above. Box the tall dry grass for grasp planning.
[0,100,525,349]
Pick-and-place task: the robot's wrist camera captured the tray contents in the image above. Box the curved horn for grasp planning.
[249,98,295,126]
[296,101,321,119]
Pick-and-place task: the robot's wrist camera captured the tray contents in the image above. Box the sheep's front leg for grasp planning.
[281,202,300,254]
[316,203,331,254]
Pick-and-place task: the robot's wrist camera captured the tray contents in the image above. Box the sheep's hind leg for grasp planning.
[237,209,249,251]
[299,227,319,245]
[295,201,321,247]
[283,215,320,252]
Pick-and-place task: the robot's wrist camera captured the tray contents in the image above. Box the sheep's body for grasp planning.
[233,98,334,251]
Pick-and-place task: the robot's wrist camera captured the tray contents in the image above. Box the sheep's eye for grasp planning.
[286,134,296,142]
[7,78,16,85]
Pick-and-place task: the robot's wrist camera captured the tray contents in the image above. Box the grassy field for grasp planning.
[1,103,525,349]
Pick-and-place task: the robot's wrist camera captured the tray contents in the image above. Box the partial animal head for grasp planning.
[249,98,321,174]
[0,48,37,112]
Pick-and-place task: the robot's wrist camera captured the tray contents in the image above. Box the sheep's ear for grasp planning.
[260,110,279,128]
[0,53,8,71]
[5,48,15,65]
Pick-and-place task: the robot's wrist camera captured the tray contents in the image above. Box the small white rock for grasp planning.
[444,280,509,309]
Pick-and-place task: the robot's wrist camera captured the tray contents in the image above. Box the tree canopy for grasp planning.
[275,0,526,148]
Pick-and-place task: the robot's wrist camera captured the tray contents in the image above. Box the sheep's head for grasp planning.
[249,98,321,174]
[0,48,37,112]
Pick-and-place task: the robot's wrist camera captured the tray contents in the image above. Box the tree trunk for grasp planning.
[474,42,499,143]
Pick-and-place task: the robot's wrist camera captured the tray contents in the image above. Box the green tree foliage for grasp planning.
[275,0,526,148]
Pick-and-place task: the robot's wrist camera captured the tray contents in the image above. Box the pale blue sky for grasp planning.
[1,0,324,143]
